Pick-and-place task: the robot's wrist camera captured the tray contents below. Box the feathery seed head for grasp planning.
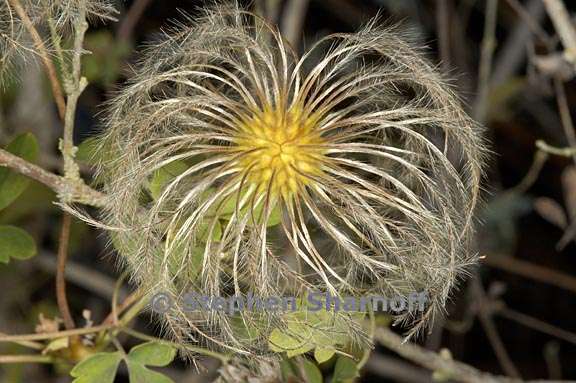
[95,2,487,357]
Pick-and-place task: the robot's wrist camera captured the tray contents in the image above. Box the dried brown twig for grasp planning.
[543,0,576,64]
[373,327,555,383]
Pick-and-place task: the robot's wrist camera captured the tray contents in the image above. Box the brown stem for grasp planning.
[473,0,499,123]
[484,254,576,295]
[553,77,576,166]
[117,0,153,42]
[0,355,53,364]
[56,214,75,330]
[6,0,66,120]
[543,0,576,62]
[0,325,113,343]
[472,279,522,378]
[436,0,451,72]
[0,148,105,207]
[102,290,143,326]
[374,327,521,383]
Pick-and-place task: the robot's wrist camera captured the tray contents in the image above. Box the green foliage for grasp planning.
[127,342,177,367]
[0,225,37,263]
[70,342,177,383]
[0,133,39,211]
[83,31,131,87]
[76,137,101,165]
[268,305,364,358]
[314,347,336,364]
[149,161,190,201]
[302,359,323,383]
[332,355,359,383]
[70,352,123,383]
[126,342,177,383]
[0,183,56,224]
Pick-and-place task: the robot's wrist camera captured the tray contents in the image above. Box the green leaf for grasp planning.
[269,328,314,357]
[332,356,359,383]
[279,358,299,381]
[125,342,176,383]
[314,347,335,364]
[127,342,176,367]
[126,360,175,383]
[43,337,69,354]
[302,359,323,383]
[204,188,283,227]
[83,31,131,86]
[149,161,189,200]
[0,133,39,210]
[70,352,122,383]
[76,137,101,165]
[0,225,37,263]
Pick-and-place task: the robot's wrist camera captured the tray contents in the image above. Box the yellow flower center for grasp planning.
[235,106,325,199]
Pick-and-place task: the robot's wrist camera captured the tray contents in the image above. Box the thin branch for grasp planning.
[281,0,310,48]
[0,354,53,364]
[484,254,576,295]
[100,290,141,326]
[0,325,113,343]
[373,327,520,383]
[56,214,75,330]
[0,333,44,350]
[0,148,105,207]
[35,253,126,299]
[499,307,576,346]
[60,1,89,181]
[117,0,153,42]
[473,0,499,123]
[552,77,576,166]
[472,279,522,378]
[53,0,90,335]
[6,0,66,119]
[543,0,576,64]
[535,140,576,157]
[436,0,451,72]
[510,149,549,194]
[504,0,552,46]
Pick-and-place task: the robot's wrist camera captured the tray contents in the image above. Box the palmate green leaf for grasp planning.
[126,342,177,383]
[70,352,122,383]
[0,133,39,211]
[268,304,361,358]
[70,343,177,383]
[0,225,37,263]
[127,342,177,367]
[126,361,174,383]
